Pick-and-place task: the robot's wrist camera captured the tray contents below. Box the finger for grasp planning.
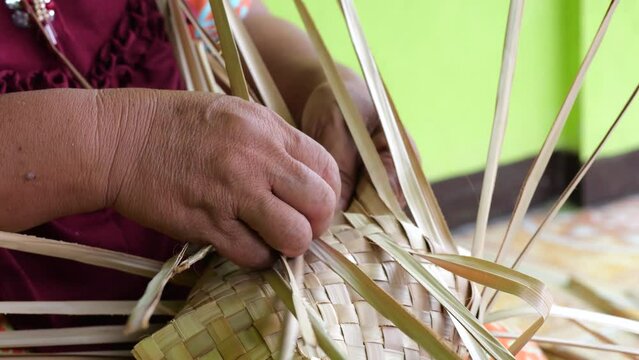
[303,111,359,211]
[208,219,275,269]
[305,124,358,211]
[271,157,336,238]
[284,129,341,204]
[373,127,411,209]
[379,149,406,208]
[339,168,357,210]
[239,193,312,257]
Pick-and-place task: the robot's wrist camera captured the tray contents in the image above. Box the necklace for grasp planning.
[6,0,91,88]
[5,0,57,45]
[4,0,90,88]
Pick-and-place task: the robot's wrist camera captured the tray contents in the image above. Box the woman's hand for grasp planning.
[243,4,409,209]
[299,78,404,210]
[100,89,340,268]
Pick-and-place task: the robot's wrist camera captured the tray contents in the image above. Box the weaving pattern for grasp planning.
[134,180,467,359]
[133,261,290,359]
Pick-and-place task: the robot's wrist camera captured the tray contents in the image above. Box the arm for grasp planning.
[0,88,339,267]
[0,89,108,231]
[244,0,358,120]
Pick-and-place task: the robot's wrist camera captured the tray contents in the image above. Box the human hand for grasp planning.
[99,89,340,268]
[299,78,406,210]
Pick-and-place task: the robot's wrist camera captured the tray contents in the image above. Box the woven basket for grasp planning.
[133,178,469,359]
[0,0,634,357]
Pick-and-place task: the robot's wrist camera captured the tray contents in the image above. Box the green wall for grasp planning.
[578,0,639,160]
[263,0,639,181]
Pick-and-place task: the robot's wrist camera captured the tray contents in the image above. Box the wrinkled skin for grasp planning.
[108,83,406,268]
[102,90,341,268]
[1,1,411,270]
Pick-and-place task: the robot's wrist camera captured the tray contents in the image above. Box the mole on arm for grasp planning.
[24,171,36,182]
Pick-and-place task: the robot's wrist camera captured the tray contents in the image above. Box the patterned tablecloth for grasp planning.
[455,195,639,360]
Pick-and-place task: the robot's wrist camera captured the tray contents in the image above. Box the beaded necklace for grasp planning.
[4,0,92,88]
[5,0,57,44]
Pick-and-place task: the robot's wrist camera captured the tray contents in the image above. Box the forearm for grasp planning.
[0,89,138,231]
[244,2,358,121]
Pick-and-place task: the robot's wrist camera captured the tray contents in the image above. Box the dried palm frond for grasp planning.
[490,0,620,268]
[129,1,558,356]
[208,0,249,100]
[486,305,639,336]
[569,319,638,360]
[481,0,620,315]
[125,244,212,334]
[0,0,638,359]
[0,231,197,284]
[484,83,639,311]
[0,350,132,358]
[471,0,524,260]
[0,301,183,316]
[489,333,639,357]
[0,325,161,349]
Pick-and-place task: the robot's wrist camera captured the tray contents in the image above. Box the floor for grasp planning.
[453,195,639,359]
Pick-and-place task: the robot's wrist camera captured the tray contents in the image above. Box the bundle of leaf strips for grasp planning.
[0,0,638,359]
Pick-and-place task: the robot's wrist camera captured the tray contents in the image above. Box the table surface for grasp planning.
[453,194,639,360]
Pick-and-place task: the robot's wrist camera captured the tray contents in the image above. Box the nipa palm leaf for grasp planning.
[1,0,638,359]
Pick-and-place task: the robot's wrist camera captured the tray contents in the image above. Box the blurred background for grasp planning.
[263,2,639,358]
[264,0,639,226]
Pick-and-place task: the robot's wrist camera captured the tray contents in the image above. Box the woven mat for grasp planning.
[133,179,468,359]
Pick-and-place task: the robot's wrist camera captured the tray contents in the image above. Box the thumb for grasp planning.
[379,149,406,209]
[339,167,357,210]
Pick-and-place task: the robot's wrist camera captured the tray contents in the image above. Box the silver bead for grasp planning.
[11,9,29,28]
[5,0,22,11]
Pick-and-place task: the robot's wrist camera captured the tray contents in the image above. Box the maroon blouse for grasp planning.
[0,0,188,330]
